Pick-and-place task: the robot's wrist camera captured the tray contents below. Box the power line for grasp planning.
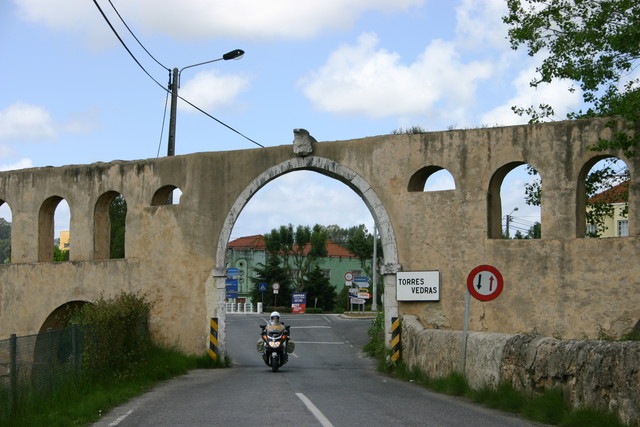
[92,0,263,149]
[107,0,169,71]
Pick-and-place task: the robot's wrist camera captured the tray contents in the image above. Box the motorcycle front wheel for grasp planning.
[271,354,279,372]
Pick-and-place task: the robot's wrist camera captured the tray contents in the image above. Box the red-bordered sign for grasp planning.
[467,265,504,301]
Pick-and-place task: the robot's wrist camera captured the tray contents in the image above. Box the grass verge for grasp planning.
[1,343,229,427]
[364,312,631,427]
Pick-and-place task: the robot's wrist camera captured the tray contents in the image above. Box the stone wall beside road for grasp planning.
[402,315,640,424]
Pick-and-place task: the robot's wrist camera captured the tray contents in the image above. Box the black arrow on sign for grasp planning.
[476,274,482,290]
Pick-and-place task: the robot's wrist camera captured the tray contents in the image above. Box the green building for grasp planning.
[226,235,367,304]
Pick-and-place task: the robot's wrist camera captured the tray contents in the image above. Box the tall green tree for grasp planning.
[250,255,293,309]
[503,0,640,155]
[346,226,381,278]
[264,224,327,291]
[303,265,337,311]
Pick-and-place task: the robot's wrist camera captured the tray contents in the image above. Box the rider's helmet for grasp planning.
[270,311,280,322]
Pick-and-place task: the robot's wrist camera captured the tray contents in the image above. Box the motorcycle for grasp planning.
[257,323,294,372]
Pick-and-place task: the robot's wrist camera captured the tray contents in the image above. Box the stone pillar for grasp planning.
[381,263,401,348]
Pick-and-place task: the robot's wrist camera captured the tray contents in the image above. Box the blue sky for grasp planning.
[1,0,586,240]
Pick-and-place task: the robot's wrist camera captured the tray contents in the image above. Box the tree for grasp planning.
[303,265,337,311]
[250,255,293,309]
[503,0,639,155]
[264,224,327,291]
[110,195,127,259]
[0,218,10,263]
[346,226,381,279]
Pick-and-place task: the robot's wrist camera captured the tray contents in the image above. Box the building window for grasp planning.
[322,269,331,278]
[586,224,597,237]
[617,220,629,237]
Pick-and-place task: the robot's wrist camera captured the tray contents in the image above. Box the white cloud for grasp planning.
[300,33,493,119]
[178,71,251,112]
[455,0,510,50]
[0,102,57,143]
[232,171,373,238]
[480,62,583,126]
[0,158,33,171]
[13,0,424,43]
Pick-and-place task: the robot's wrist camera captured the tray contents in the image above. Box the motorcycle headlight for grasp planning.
[268,341,281,348]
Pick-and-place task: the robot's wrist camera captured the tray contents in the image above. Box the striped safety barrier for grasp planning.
[209,317,219,360]
[391,316,401,362]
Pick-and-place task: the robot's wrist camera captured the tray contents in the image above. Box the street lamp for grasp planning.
[505,207,519,238]
[167,49,244,156]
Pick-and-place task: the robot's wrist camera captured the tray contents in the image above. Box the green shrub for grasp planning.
[71,291,152,381]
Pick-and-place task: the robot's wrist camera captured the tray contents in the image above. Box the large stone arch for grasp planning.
[211,156,400,353]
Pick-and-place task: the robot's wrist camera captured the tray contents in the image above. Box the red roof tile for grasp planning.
[227,235,358,258]
[588,181,629,205]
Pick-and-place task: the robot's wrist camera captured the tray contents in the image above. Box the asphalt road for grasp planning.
[92,313,545,427]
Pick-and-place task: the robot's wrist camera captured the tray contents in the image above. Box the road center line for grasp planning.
[108,409,133,426]
[296,393,334,427]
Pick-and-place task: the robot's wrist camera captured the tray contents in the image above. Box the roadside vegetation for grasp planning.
[1,292,227,427]
[364,312,631,427]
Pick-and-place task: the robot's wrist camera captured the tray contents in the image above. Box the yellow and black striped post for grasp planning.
[391,316,401,362]
[209,317,219,360]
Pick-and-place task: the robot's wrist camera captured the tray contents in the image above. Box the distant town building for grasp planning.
[226,235,366,303]
[587,181,629,237]
[59,230,70,251]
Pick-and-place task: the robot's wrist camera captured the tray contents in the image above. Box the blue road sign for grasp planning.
[227,268,239,276]
[259,283,267,292]
[354,276,370,283]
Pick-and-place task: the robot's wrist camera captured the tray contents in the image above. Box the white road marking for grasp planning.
[108,409,133,426]
[294,341,344,344]
[293,326,331,329]
[296,393,334,427]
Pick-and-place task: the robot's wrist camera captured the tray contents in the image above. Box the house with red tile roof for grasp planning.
[587,181,629,237]
[226,235,367,304]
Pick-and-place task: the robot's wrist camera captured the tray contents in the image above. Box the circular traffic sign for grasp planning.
[272,282,280,290]
[467,265,504,301]
[344,272,354,281]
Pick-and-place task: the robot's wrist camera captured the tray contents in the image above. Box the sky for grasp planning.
[0,0,588,240]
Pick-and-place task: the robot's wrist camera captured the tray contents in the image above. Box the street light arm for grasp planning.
[177,49,244,88]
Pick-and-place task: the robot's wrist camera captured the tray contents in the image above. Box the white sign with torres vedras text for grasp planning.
[396,271,440,301]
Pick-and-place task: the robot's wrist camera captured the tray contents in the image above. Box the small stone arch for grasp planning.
[408,166,456,192]
[94,191,126,260]
[151,185,182,206]
[487,161,542,239]
[38,195,65,262]
[577,154,630,238]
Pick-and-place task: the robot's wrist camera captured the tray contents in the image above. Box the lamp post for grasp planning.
[505,207,519,238]
[167,49,244,157]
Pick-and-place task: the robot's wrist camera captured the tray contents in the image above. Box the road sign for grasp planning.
[467,265,503,301]
[354,276,370,283]
[351,298,365,304]
[344,272,354,281]
[396,271,440,301]
[358,292,370,299]
[272,282,280,290]
[227,268,239,276]
[258,283,267,292]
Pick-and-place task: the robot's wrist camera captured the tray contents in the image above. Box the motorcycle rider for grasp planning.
[269,311,282,326]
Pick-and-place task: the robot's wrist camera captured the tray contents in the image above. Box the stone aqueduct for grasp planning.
[0,117,638,354]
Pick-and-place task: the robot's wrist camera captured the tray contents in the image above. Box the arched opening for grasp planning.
[94,192,127,260]
[408,166,456,192]
[151,185,183,206]
[0,200,12,264]
[228,170,376,309]
[213,157,400,352]
[578,156,629,238]
[488,162,542,239]
[38,196,70,262]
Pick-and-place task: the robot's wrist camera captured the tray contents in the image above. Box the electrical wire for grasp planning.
[92,0,263,149]
[157,82,171,157]
[107,0,169,71]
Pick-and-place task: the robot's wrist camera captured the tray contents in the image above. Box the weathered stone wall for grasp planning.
[0,117,638,356]
[402,315,640,424]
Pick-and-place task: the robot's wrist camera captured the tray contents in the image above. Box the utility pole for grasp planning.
[167,68,179,156]
[372,225,378,311]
